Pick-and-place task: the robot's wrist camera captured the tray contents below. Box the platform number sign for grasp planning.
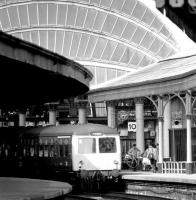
[128,122,137,132]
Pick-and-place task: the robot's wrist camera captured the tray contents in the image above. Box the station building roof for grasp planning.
[0,0,194,88]
[88,51,196,102]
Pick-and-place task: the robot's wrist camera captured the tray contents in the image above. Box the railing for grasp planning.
[162,161,186,174]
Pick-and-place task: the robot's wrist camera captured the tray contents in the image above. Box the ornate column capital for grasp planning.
[17,107,27,114]
[134,97,144,104]
[45,102,58,111]
[77,100,88,109]
[106,100,117,107]
[186,114,193,120]
[158,116,164,122]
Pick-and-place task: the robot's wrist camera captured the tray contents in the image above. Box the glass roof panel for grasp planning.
[8,6,20,28]
[18,5,28,27]
[70,32,81,58]
[107,68,116,81]
[75,6,87,28]
[48,30,55,52]
[22,31,30,42]
[96,67,106,84]
[168,34,178,46]
[139,55,151,67]
[168,49,176,57]
[55,30,64,55]
[77,33,90,58]
[157,43,172,58]
[84,35,98,58]
[102,14,117,34]
[150,17,163,32]
[101,40,117,61]
[93,11,107,31]
[131,1,146,21]
[63,31,73,57]
[130,51,144,65]
[0,8,11,30]
[149,38,164,53]
[90,0,101,6]
[28,3,38,26]
[131,26,146,45]
[121,22,137,41]
[140,32,156,49]
[38,3,47,25]
[159,25,171,38]
[100,0,112,9]
[48,3,57,25]
[84,8,97,30]
[112,17,127,37]
[0,0,6,5]
[39,30,47,49]
[66,5,77,27]
[120,47,134,64]
[85,65,95,85]
[57,4,67,26]
[111,43,126,62]
[92,37,107,59]
[110,0,125,12]
[141,8,155,26]
[121,0,136,16]
[12,32,22,39]
[31,30,39,46]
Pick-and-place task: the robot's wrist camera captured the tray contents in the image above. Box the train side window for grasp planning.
[99,137,116,153]
[39,138,43,157]
[78,138,96,154]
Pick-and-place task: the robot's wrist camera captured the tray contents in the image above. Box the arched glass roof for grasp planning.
[0,0,194,88]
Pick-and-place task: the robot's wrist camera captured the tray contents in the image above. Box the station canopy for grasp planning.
[0,0,195,89]
[0,30,92,109]
[88,51,196,103]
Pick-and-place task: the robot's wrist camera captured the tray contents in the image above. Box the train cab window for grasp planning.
[78,138,96,154]
[99,137,116,153]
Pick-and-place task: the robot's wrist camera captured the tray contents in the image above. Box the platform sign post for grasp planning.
[128,122,137,132]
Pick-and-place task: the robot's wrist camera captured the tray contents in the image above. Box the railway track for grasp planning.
[64,192,169,200]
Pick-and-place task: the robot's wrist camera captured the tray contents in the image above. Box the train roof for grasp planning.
[20,123,118,136]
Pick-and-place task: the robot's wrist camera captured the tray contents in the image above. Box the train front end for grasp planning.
[72,127,121,178]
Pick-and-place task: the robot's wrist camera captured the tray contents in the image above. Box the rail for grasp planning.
[65,192,169,200]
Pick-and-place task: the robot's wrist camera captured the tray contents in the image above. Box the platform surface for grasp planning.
[121,170,196,185]
[0,177,72,200]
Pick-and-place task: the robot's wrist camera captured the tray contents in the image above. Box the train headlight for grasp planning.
[114,160,119,170]
[114,160,119,165]
[78,160,84,169]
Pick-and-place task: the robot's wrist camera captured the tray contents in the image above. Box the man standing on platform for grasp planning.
[128,144,141,159]
[144,144,158,173]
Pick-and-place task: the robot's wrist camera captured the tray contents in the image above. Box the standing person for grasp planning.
[127,143,141,170]
[144,144,157,173]
[128,143,141,159]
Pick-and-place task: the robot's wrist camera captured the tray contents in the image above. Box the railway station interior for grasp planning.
[2,0,196,199]
[2,0,196,192]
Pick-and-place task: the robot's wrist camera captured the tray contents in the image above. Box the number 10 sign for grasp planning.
[128,122,137,132]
